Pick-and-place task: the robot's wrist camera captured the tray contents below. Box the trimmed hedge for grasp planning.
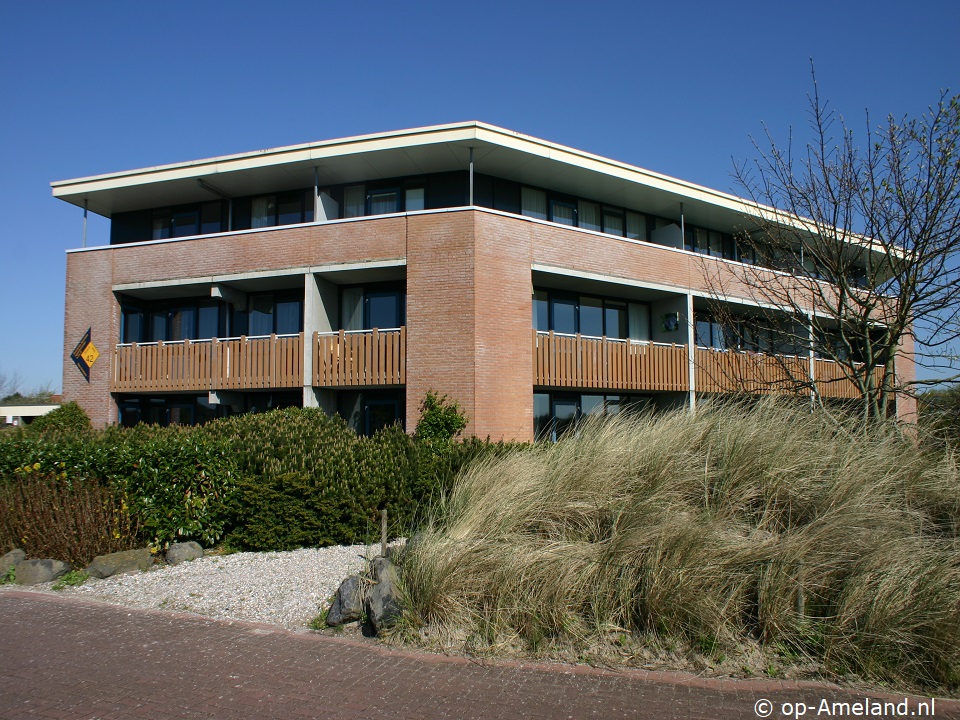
[0,405,517,552]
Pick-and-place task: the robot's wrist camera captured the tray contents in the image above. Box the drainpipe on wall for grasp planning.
[469,147,474,206]
[314,167,320,221]
[82,199,88,248]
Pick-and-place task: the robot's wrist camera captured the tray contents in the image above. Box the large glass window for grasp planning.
[551,296,578,334]
[340,285,406,331]
[579,296,604,337]
[249,295,275,336]
[533,289,549,331]
[366,291,403,328]
[534,392,652,441]
[536,289,649,340]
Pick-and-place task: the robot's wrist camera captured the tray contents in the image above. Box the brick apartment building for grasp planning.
[52,122,913,440]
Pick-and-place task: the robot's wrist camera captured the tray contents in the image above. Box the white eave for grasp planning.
[50,121,769,233]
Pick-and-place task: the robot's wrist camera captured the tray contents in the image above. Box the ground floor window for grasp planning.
[533,392,652,441]
[116,391,302,427]
[336,389,405,436]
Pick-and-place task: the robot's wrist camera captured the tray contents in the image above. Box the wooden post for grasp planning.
[796,562,806,618]
[381,509,388,558]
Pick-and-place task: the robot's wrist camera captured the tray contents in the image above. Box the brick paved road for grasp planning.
[1,590,958,720]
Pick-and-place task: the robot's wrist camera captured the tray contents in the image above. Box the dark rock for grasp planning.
[1,549,26,578]
[365,557,402,633]
[166,541,203,566]
[87,548,153,579]
[326,575,363,626]
[14,559,70,585]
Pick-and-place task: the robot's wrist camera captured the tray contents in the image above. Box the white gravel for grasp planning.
[9,545,385,631]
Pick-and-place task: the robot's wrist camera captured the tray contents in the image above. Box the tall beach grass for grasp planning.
[400,400,960,689]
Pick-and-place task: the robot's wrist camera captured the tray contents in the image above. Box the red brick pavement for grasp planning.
[1,590,957,720]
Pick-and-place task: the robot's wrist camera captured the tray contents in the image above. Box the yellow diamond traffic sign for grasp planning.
[81,342,100,367]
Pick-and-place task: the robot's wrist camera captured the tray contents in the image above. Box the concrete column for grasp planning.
[303,273,339,411]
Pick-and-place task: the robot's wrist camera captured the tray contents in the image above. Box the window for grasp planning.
[172,208,199,238]
[550,199,576,226]
[252,196,275,229]
[626,212,646,240]
[340,285,406,330]
[535,289,649,340]
[578,200,601,231]
[521,187,547,220]
[344,185,366,218]
[534,392,652,441]
[249,190,313,228]
[230,293,303,336]
[121,299,226,343]
[368,189,399,215]
[579,296,604,337]
[405,187,425,211]
[603,207,624,237]
[533,289,549,331]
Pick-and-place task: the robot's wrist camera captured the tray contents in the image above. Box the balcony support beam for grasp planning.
[208,390,243,412]
[211,283,246,309]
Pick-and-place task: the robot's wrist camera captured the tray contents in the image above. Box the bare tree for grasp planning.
[707,70,960,421]
[0,367,21,401]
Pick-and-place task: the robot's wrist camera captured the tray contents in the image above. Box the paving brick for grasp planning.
[1,590,957,720]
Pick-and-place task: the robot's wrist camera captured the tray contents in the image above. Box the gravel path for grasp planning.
[2,545,382,631]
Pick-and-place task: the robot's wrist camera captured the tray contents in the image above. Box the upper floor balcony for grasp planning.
[534,330,879,399]
[112,333,304,393]
[111,328,407,393]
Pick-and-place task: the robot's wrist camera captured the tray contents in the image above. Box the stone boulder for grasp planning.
[14,559,70,585]
[325,575,363,626]
[87,548,153,579]
[166,541,203,566]
[364,557,402,633]
[1,549,26,578]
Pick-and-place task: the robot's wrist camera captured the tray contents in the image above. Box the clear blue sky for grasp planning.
[1,0,957,393]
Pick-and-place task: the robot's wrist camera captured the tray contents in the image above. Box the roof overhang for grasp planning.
[51,121,769,234]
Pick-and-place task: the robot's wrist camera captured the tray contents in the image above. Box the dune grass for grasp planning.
[398,400,960,690]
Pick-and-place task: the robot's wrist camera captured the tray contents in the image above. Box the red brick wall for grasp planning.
[404,212,478,437]
[64,220,408,428]
[63,209,918,436]
[63,250,119,427]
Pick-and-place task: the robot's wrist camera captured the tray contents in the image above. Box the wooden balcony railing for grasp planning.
[111,334,303,392]
[533,330,689,392]
[695,347,884,399]
[313,328,406,387]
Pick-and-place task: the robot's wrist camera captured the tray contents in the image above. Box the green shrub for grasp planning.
[414,391,468,448]
[216,409,420,550]
[26,401,91,437]
[0,423,236,549]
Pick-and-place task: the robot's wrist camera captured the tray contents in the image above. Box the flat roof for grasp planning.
[51,121,771,233]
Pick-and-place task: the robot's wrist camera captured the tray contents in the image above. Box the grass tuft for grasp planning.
[400,399,960,690]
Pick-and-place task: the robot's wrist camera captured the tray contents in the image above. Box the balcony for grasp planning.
[313,328,406,387]
[695,348,883,399]
[533,330,880,399]
[111,334,304,392]
[533,330,689,392]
